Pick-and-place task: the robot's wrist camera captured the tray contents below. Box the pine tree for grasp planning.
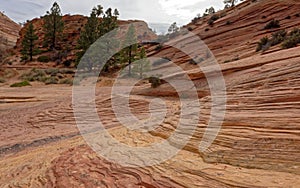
[99,8,118,35]
[132,47,150,78]
[122,24,138,76]
[98,8,120,72]
[21,23,38,61]
[78,8,101,52]
[114,9,119,18]
[43,2,64,50]
[168,22,180,39]
[77,6,120,71]
[76,6,102,68]
[94,5,103,17]
[168,22,179,34]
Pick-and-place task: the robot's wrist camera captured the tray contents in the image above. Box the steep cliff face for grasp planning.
[138,0,300,176]
[0,12,21,55]
[149,0,300,65]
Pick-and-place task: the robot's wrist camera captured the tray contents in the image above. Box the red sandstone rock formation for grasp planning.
[14,15,157,64]
[0,12,20,56]
[1,0,300,187]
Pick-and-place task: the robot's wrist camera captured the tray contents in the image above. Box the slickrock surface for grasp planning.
[1,0,300,187]
[0,12,20,53]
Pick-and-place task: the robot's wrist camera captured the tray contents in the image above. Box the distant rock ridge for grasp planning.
[0,12,21,54]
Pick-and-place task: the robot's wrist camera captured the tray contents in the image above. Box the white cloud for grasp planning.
[0,0,224,32]
[158,0,224,24]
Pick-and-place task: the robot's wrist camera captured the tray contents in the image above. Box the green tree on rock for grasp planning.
[77,6,102,65]
[94,5,103,17]
[121,24,138,76]
[98,8,120,72]
[43,2,64,50]
[168,22,179,34]
[77,6,121,71]
[21,23,38,61]
[202,6,216,17]
[132,47,151,78]
[99,8,119,35]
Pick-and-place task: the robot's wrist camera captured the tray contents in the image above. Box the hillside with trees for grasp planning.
[9,2,156,69]
[0,0,300,187]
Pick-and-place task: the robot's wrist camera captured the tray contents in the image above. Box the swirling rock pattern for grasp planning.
[1,0,300,187]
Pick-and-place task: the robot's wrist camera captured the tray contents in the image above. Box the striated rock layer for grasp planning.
[0,12,20,57]
[1,0,300,187]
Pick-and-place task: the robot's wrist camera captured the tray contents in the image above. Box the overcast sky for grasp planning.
[0,0,224,33]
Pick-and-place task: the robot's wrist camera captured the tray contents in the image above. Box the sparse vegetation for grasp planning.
[192,14,201,24]
[59,78,73,85]
[21,68,47,82]
[63,59,72,67]
[58,69,75,74]
[149,76,161,88]
[281,28,300,49]
[203,7,215,17]
[289,28,300,36]
[282,29,300,49]
[282,37,299,49]
[270,30,287,46]
[208,14,220,26]
[0,77,6,83]
[167,22,180,39]
[37,55,50,63]
[155,44,163,51]
[44,68,59,76]
[256,36,269,52]
[10,81,31,87]
[256,28,300,51]
[44,77,59,85]
[20,68,73,85]
[226,20,232,25]
[264,20,280,30]
[189,57,204,65]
